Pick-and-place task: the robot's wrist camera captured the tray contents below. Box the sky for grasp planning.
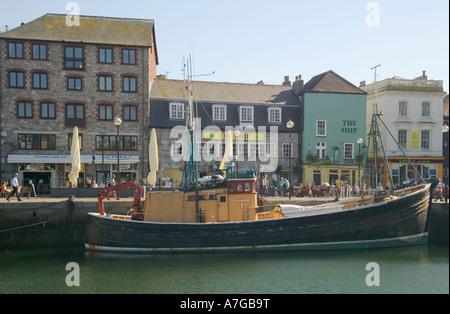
[1,0,449,92]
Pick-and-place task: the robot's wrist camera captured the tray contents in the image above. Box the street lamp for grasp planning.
[286,119,295,199]
[442,124,449,203]
[357,137,363,192]
[114,116,122,199]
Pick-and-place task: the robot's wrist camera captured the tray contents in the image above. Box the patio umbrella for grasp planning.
[147,128,159,186]
[68,127,81,188]
[219,130,234,174]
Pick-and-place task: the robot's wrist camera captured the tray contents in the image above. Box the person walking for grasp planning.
[262,175,268,197]
[7,173,22,202]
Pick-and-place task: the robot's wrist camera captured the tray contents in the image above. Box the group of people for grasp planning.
[65,175,118,189]
[294,181,370,198]
[260,175,380,199]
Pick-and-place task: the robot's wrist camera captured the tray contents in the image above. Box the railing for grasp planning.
[363,78,443,93]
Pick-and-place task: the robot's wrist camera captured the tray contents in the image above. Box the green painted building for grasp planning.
[301,71,367,187]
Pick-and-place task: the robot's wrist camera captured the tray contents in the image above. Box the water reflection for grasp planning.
[0,245,448,294]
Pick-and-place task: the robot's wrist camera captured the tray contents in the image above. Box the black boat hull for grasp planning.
[85,185,431,252]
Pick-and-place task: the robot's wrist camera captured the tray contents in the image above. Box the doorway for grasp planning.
[22,172,52,195]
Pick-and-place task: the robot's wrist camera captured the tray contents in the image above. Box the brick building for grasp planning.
[0,14,158,193]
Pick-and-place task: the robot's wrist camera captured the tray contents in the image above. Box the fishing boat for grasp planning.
[85,64,434,253]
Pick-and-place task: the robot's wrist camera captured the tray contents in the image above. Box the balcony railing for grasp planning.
[362,78,444,93]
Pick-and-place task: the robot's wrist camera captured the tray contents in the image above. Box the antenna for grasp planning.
[371,64,381,114]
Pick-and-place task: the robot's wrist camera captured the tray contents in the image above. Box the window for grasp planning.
[41,102,56,119]
[99,75,113,91]
[122,49,136,65]
[69,133,83,150]
[344,143,354,159]
[32,44,47,60]
[171,141,184,157]
[99,105,113,121]
[67,77,82,90]
[121,136,138,151]
[421,130,430,150]
[316,120,326,136]
[17,101,33,118]
[316,142,326,159]
[170,102,184,120]
[422,102,430,117]
[18,134,56,150]
[9,71,24,88]
[99,48,113,64]
[212,105,226,121]
[398,130,407,149]
[8,42,23,58]
[123,105,137,121]
[268,108,281,123]
[66,104,85,127]
[123,76,137,92]
[399,101,407,116]
[32,72,48,89]
[65,46,83,70]
[282,143,293,158]
[240,106,254,123]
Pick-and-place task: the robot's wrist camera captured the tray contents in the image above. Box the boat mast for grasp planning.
[371,64,381,187]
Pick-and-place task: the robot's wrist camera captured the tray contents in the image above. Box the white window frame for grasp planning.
[240,106,254,124]
[171,141,184,157]
[316,120,327,137]
[398,130,407,149]
[344,143,354,160]
[268,107,282,123]
[399,101,408,117]
[421,130,430,150]
[421,102,430,117]
[170,102,184,120]
[212,105,227,121]
[316,142,326,159]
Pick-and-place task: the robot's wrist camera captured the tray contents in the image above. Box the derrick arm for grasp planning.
[98,181,144,219]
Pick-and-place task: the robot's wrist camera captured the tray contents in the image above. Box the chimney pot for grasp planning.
[282,76,291,86]
[423,71,426,77]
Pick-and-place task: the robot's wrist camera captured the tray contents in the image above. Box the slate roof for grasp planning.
[149,79,302,132]
[0,13,156,48]
[304,70,367,95]
[150,79,298,105]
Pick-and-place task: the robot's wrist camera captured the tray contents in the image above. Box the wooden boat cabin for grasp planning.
[143,178,259,223]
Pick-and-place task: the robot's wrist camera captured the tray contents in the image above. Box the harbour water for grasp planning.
[0,244,448,295]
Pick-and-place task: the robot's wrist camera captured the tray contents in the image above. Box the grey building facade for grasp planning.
[149,77,304,187]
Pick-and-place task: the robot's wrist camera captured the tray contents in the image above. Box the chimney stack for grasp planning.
[292,75,304,96]
[360,81,366,87]
[282,76,291,86]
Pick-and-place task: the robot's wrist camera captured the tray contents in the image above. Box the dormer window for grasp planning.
[240,106,253,124]
[170,102,184,120]
[268,107,282,123]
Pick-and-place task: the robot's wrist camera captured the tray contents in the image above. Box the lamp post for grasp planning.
[357,137,363,192]
[114,116,122,199]
[286,119,295,199]
[442,124,449,203]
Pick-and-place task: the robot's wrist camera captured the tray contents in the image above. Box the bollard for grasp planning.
[67,196,76,246]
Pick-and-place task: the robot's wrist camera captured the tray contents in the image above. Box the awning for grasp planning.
[8,154,140,164]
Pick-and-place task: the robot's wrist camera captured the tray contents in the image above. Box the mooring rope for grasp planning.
[0,219,55,233]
